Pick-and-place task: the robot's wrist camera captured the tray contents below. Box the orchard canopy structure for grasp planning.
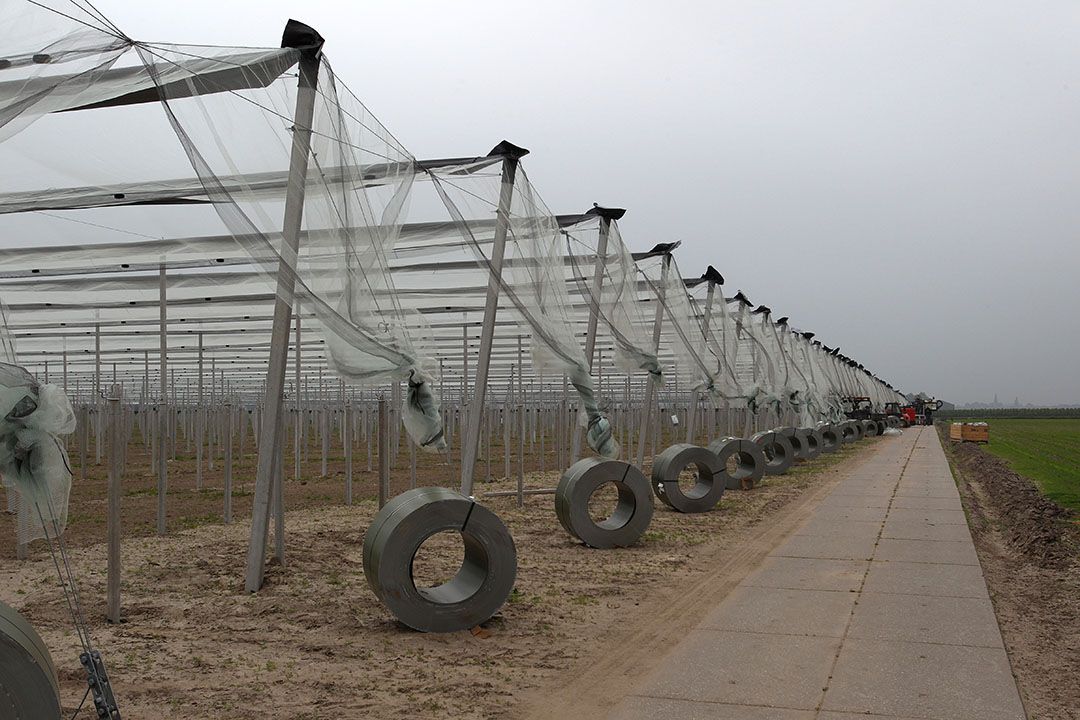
[0,0,905,595]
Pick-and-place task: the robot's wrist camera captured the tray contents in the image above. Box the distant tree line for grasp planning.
[938,407,1080,420]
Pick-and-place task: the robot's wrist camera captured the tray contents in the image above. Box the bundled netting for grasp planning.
[0,362,76,544]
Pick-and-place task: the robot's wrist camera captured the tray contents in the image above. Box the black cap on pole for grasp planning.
[282,19,325,56]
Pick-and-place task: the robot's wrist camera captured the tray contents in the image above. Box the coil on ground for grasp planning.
[795,427,822,460]
[363,487,517,633]
[555,457,654,547]
[0,600,61,720]
[707,436,766,490]
[862,419,879,437]
[775,426,809,461]
[650,443,727,512]
[817,422,841,453]
[839,420,860,443]
[751,430,795,475]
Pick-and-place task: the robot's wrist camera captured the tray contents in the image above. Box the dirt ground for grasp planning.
[942,429,1080,720]
[0,433,875,719]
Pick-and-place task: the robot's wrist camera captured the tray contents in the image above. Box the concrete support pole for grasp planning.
[636,257,669,469]
[224,400,233,524]
[157,262,167,535]
[378,397,389,508]
[196,332,203,490]
[273,408,285,567]
[244,41,321,593]
[460,145,526,497]
[94,321,101,463]
[516,335,525,506]
[106,383,122,624]
[294,307,302,481]
[571,208,616,461]
[685,278,717,443]
[504,365,513,479]
[345,401,353,505]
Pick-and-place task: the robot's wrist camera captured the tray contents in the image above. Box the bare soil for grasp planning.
[0,436,876,719]
[942,429,1080,720]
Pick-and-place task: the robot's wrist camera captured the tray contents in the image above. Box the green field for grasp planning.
[964,418,1080,512]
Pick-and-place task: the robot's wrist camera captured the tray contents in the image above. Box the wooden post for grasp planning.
[106,383,122,623]
[244,39,322,593]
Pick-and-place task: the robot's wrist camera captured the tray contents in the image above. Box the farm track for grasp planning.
[519,437,887,720]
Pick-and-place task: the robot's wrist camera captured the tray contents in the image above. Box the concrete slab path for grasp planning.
[607,426,1026,720]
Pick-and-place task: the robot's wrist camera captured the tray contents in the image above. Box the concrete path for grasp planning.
[608,426,1026,720]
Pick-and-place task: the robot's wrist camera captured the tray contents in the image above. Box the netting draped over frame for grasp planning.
[138,41,447,449]
[427,159,618,458]
[722,294,778,415]
[0,0,130,142]
[563,215,663,382]
[0,9,448,451]
[637,253,724,401]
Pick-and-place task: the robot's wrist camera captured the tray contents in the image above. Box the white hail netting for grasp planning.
[788,331,837,422]
[724,296,778,416]
[687,280,745,402]
[635,253,726,402]
[427,159,619,458]
[0,6,445,450]
[773,324,816,426]
[140,41,445,450]
[0,363,76,544]
[562,215,663,381]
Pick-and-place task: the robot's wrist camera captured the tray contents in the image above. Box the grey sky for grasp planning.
[97,0,1080,406]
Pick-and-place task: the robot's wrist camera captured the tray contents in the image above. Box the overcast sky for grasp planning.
[95,0,1080,406]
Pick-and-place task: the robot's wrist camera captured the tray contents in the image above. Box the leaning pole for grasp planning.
[244,20,324,593]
